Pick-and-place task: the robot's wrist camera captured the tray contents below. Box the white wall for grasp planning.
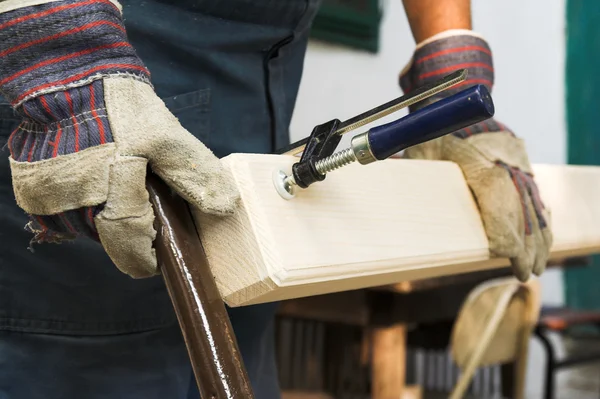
[291,0,567,306]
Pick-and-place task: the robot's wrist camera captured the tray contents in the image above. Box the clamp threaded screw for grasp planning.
[273,132,375,200]
[314,148,357,175]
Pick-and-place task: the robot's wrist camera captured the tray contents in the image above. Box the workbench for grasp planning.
[275,257,588,398]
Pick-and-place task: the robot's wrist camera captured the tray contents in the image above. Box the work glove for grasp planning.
[0,0,239,278]
[399,30,552,282]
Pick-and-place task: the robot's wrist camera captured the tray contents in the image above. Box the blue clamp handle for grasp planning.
[367,84,495,160]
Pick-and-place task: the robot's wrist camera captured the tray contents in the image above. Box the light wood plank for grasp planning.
[192,154,600,307]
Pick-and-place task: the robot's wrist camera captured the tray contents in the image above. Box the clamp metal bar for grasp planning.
[278,69,467,157]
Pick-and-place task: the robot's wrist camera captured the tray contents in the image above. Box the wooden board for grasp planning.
[192,154,600,307]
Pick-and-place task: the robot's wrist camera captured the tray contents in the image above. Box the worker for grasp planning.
[0,0,552,398]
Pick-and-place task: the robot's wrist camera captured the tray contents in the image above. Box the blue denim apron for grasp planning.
[0,1,320,397]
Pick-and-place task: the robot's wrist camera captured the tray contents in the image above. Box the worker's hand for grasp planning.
[0,0,239,278]
[399,30,552,282]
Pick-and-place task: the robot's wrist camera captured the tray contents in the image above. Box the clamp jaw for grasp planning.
[273,69,495,199]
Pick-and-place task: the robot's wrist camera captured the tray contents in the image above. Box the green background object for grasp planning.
[564,0,600,312]
[310,0,383,53]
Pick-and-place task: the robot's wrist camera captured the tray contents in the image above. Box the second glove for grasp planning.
[399,30,552,282]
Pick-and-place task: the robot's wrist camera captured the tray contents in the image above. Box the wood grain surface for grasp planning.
[192,154,600,307]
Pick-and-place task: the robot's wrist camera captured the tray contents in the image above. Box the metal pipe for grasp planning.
[146,173,254,399]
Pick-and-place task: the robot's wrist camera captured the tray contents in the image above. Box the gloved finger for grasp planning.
[510,251,534,282]
[104,77,239,216]
[150,128,240,216]
[510,222,537,282]
[515,204,550,280]
[442,136,525,258]
[402,138,444,160]
[468,165,525,259]
[509,170,544,282]
[534,226,553,276]
[95,156,158,279]
[532,232,550,277]
[523,172,553,276]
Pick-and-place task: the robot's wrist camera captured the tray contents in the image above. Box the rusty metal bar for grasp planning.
[146,173,254,399]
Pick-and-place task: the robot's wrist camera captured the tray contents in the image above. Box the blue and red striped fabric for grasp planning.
[0,0,149,107]
[29,207,103,243]
[8,80,113,161]
[400,34,494,94]
[400,33,511,138]
[496,160,549,235]
[0,0,150,243]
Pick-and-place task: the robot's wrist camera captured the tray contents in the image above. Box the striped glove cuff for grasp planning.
[400,29,509,137]
[0,0,150,108]
[400,29,493,97]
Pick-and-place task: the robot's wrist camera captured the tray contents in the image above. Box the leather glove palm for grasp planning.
[399,30,552,281]
[0,0,239,278]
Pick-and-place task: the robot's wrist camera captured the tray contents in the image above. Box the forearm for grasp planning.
[402,0,472,43]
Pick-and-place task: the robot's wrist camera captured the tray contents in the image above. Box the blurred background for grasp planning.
[292,0,567,307]
[275,0,600,397]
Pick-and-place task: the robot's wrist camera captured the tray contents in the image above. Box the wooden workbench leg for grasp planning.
[501,363,515,398]
[372,323,407,399]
